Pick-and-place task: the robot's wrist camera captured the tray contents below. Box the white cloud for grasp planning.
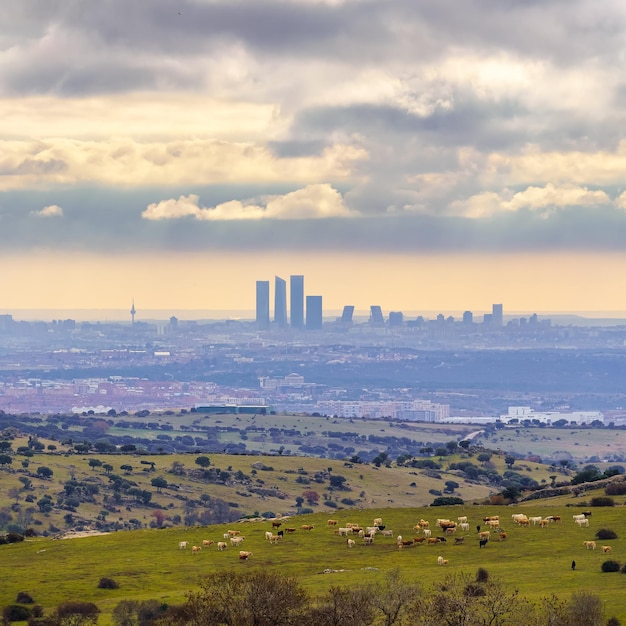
[0,139,366,190]
[142,184,355,221]
[449,184,612,218]
[31,204,63,217]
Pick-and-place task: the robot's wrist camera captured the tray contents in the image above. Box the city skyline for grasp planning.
[4,3,626,313]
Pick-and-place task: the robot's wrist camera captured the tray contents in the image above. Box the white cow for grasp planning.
[178,541,188,550]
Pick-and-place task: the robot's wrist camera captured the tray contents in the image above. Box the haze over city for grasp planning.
[3,1,626,313]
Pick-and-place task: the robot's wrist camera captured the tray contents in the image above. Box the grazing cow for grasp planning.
[583,541,596,550]
[437,556,445,565]
[202,540,214,547]
[458,516,468,524]
[552,516,561,523]
[381,530,394,537]
[228,530,241,536]
[576,518,589,528]
[338,527,350,537]
[418,520,430,528]
[484,516,499,522]
[401,540,414,547]
[239,551,252,560]
[272,521,282,529]
[327,519,338,526]
[582,511,592,518]
[530,516,542,525]
[286,528,297,533]
[217,542,227,551]
[366,527,379,536]
[301,525,314,531]
[397,535,403,544]
[445,527,457,535]
[442,559,449,565]
[178,541,188,550]
[192,545,201,555]
[479,538,489,548]
[265,531,274,541]
[539,520,550,528]
[230,536,245,546]
[268,535,281,544]
[347,539,356,548]
[454,537,465,545]
[363,536,374,545]
[423,529,432,538]
[603,546,612,553]
[572,514,586,521]
[413,537,426,544]
[479,531,490,540]
[486,520,500,529]
[459,523,469,532]
[277,530,284,538]
[374,517,383,526]
[499,532,507,541]
[436,537,447,543]
[427,537,441,544]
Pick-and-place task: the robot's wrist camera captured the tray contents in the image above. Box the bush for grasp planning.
[98,577,119,589]
[605,482,626,496]
[431,496,464,506]
[475,567,489,583]
[596,528,618,540]
[323,501,338,508]
[2,604,31,622]
[590,496,615,507]
[16,591,34,604]
[601,560,621,572]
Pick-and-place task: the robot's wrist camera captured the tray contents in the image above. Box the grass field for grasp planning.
[3,502,626,624]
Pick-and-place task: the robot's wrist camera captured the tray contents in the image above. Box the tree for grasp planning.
[151,477,168,493]
[88,459,102,471]
[120,464,133,475]
[195,456,211,469]
[103,464,114,475]
[151,509,166,527]
[369,569,420,626]
[182,569,307,626]
[295,496,304,509]
[18,476,32,490]
[302,490,320,505]
[477,453,492,465]
[56,600,100,626]
[36,466,53,479]
[329,475,347,490]
[0,454,12,466]
[505,455,516,469]
[309,585,374,626]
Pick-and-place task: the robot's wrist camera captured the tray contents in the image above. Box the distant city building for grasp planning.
[483,313,493,325]
[340,305,355,324]
[388,311,404,327]
[492,303,503,327]
[274,276,287,327]
[316,399,449,422]
[369,305,385,326]
[169,316,178,331]
[306,295,323,330]
[502,406,604,425]
[290,275,305,329]
[463,311,473,325]
[130,299,136,325]
[255,280,270,329]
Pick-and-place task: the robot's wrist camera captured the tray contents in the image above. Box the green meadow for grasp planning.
[3,503,626,624]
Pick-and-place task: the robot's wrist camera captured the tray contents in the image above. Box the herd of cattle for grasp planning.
[174,510,604,565]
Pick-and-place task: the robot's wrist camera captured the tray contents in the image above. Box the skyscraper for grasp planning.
[340,305,354,324]
[306,295,323,330]
[256,280,270,329]
[492,303,503,327]
[274,276,287,327]
[369,305,384,326]
[290,275,304,329]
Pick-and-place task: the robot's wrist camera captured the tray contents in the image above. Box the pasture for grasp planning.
[3,504,626,624]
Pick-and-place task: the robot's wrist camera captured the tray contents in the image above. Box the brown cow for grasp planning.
[301,524,315,531]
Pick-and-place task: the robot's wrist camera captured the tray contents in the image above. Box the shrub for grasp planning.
[431,496,464,506]
[323,501,338,508]
[6,533,24,543]
[601,560,621,572]
[590,496,615,507]
[15,591,34,604]
[596,528,618,540]
[98,577,119,589]
[605,482,626,496]
[475,567,489,583]
[2,604,31,622]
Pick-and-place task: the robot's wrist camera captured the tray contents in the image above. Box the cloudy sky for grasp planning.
[3,0,626,316]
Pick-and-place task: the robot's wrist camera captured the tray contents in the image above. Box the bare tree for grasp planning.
[369,569,421,626]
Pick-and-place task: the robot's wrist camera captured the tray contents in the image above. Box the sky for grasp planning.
[3,0,626,316]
